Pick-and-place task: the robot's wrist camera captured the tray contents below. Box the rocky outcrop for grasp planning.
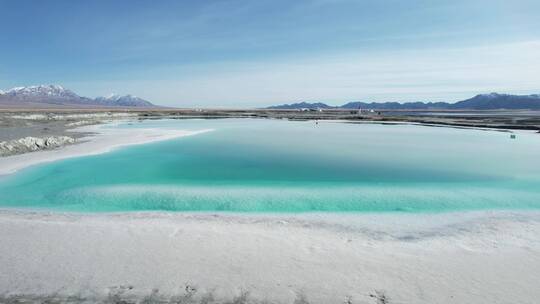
[0,136,75,156]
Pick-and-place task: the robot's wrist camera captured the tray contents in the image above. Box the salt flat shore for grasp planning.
[0,123,213,175]
[0,210,539,303]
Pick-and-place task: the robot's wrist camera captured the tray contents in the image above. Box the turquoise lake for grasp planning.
[0,118,539,213]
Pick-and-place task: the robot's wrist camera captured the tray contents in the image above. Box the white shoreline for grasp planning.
[0,209,539,303]
[0,122,213,175]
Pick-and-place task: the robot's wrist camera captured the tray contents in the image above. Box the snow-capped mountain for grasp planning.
[0,85,89,103]
[0,85,156,108]
[94,94,154,107]
[475,92,503,100]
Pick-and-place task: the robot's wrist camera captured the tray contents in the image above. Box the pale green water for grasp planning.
[0,119,539,212]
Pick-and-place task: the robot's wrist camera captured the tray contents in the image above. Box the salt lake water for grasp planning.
[0,118,539,212]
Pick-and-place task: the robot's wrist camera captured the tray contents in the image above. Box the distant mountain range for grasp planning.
[0,85,156,108]
[267,93,540,110]
[2,86,539,110]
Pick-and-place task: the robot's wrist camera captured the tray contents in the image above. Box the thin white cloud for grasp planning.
[67,40,540,107]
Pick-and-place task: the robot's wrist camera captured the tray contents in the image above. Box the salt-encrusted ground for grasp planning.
[0,123,212,175]
[0,210,539,303]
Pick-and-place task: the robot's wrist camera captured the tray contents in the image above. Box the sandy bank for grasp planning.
[0,123,213,175]
[0,210,539,303]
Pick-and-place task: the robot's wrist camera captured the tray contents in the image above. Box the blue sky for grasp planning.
[1,0,539,107]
